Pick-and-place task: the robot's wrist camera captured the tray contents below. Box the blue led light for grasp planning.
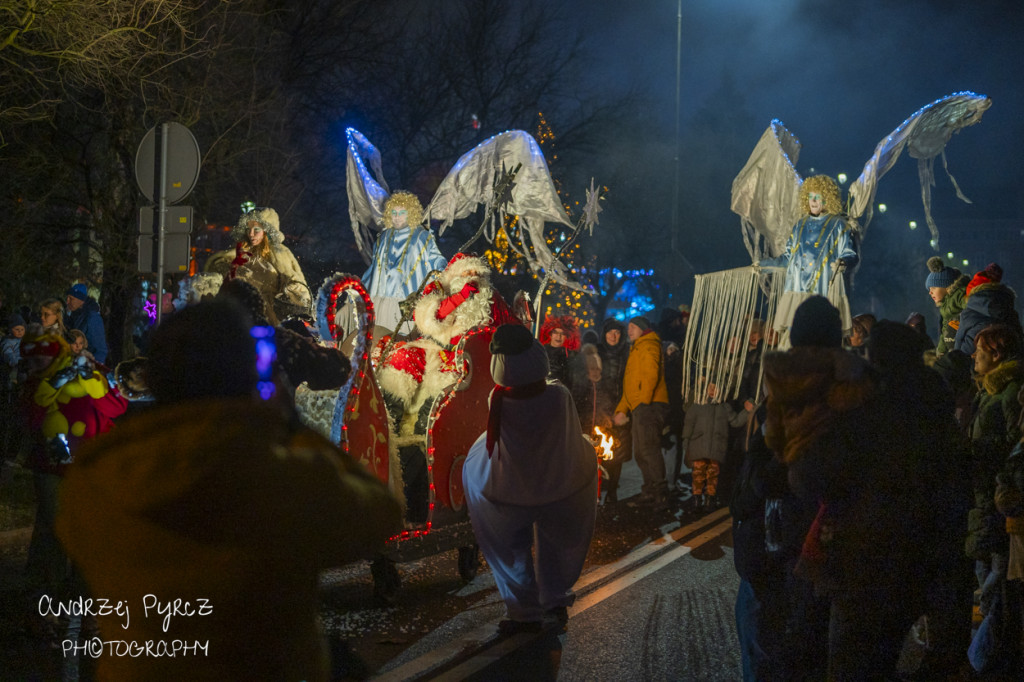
[251,325,277,400]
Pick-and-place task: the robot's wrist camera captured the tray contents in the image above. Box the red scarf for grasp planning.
[486,380,547,458]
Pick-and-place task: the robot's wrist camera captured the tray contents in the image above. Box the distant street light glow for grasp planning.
[878,203,887,213]
[837,173,847,184]
[909,220,917,230]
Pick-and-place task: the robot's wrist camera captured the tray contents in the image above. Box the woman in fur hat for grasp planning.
[206,207,311,325]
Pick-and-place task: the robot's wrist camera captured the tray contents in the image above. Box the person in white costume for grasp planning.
[462,324,598,633]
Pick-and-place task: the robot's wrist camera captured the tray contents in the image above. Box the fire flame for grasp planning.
[593,427,615,461]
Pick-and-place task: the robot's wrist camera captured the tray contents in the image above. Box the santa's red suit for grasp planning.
[376,253,517,445]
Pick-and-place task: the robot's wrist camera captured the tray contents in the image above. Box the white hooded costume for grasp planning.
[462,324,597,624]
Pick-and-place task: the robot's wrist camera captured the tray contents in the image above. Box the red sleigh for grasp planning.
[304,275,493,599]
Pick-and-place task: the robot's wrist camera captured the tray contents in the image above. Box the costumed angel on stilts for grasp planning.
[683,91,991,401]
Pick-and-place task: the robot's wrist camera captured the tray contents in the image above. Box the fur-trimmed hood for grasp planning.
[982,358,1024,397]
[234,207,285,246]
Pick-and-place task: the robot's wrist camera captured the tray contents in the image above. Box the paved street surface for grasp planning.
[3,455,749,680]
[375,508,739,681]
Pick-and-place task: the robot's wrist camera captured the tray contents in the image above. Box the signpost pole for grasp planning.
[156,123,169,326]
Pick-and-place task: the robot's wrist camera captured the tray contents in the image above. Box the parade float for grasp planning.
[295,127,602,600]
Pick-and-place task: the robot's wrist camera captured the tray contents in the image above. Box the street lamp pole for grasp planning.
[671,0,681,257]
[671,0,696,274]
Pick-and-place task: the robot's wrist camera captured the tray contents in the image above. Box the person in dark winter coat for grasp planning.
[570,331,608,433]
[925,256,969,357]
[217,279,351,391]
[966,324,1024,651]
[730,403,828,682]
[994,387,1024,672]
[659,308,687,483]
[540,315,580,389]
[682,380,751,511]
[868,321,973,678]
[56,299,400,682]
[955,263,1021,356]
[764,299,957,680]
[596,318,631,504]
[732,297,839,681]
[1,313,25,385]
[64,283,108,364]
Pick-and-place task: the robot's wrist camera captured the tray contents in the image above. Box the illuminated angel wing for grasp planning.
[345,127,391,263]
[422,130,577,285]
[730,120,803,262]
[847,91,991,245]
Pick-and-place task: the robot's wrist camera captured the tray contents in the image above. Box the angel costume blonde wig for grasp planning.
[382,191,424,229]
[799,175,843,216]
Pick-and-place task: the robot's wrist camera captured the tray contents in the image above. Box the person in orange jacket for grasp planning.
[613,316,670,510]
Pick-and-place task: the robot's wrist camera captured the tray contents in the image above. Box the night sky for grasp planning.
[579,0,1020,196]
[571,0,1024,315]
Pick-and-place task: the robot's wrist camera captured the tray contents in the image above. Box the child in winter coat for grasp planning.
[1,313,25,387]
[682,380,752,510]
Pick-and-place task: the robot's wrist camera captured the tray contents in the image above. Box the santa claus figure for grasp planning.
[375,253,517,522]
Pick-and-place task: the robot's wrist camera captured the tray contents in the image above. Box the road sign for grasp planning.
[138,234,191,273]
[134,122,201,204]
[139,205,193,235]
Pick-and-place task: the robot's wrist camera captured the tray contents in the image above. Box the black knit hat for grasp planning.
[489,324,548,388]
[489,323,534,355]
[601,317,625,334]
[789,296,842,348]
[628,316,651,332]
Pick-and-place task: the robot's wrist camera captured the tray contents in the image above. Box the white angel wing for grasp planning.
[847,91,991,244]
[423,130,573,232]
[345,127,391,264]
[422,130,578,286]
[730,120,803,262]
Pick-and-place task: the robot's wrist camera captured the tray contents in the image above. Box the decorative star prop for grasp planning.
[144,299,157,324]
[491,161,522,213]
[582,178,603,234]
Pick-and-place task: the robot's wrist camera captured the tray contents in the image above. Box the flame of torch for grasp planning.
[593,427,615,461]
